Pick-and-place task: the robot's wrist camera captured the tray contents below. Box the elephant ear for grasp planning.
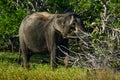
[64,15,74,26]
[53,14,74,37]
[54,15,65,33]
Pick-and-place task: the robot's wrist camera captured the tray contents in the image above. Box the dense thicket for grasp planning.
[0,0,120,69]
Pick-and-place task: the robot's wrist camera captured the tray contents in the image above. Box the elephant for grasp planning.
[19,12,86,69]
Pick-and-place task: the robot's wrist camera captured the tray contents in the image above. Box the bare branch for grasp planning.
[100,0,111,33]
[27,0,36,12]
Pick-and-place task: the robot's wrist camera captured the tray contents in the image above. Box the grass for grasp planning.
[0,52,120,80]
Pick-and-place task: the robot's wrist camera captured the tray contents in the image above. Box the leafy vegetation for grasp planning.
[0,0,27,51]
[0,0,120,77]
[0,0,119,50]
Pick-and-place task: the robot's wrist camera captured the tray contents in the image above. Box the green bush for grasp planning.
[0,0,120,69]
[0,0,27,51]
[0,0,119,51]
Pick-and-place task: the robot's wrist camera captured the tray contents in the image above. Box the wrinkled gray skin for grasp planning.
[19,12,85,69]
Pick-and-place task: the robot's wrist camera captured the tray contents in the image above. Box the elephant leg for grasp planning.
[20,40,30,68]
[22,52,31,68]
[46,32,58,69]
[50,47,57,70]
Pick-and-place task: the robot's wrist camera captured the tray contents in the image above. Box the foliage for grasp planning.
[0,0,27,51]
[63,0,120,69]
[0,0,120,69]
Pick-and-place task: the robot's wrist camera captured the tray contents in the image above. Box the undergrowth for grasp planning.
[0,52,120,80]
